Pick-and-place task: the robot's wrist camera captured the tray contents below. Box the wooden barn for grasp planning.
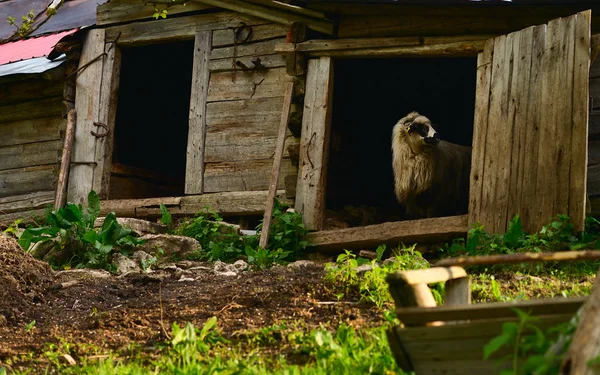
[2,0,600,250]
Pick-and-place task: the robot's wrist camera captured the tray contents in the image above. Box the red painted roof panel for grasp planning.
[0,28,77,66]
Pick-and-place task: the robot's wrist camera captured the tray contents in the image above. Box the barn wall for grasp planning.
[0,76,65,224]
[588,58,600,215]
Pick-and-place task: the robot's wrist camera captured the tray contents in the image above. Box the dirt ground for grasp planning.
[0,235,384,372]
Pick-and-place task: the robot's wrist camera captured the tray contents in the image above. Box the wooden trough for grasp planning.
[385,251,600,374]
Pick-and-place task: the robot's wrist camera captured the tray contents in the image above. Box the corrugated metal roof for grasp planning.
[0,55,66,78]
[0,28,77,66]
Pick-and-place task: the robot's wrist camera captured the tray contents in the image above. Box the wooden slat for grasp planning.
[305,215,468,252]
[0,117,64,147]
[294,57,333,231]
[212,23,286,47]
[55,110,76,209]
[67,29,105,207]
[275,37,421,53]
[387,267,467,286]
[468,40,493,228]
[0,97,62,124]
[395,297,585,325]
[569,11,592,232]
[92,45,122,199]
[434,250,600,267]
[100,196,182,217]
[0,140,60,171]
[445,277,471,306]
[0,191,54,215]
[207,68,294,102]
[520,25,545,230]
[203,159,295,192]
[97,0,213,26]
[0,79,63,106]
[0,165,58,198]
[0,209,47,226]
[506,27,534,227]
[185,31,212,195]
[211,38,284,60]
[259,81,295,249]
[209,54,286,72]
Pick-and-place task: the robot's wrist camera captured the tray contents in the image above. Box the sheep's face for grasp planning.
[396,112,440,148]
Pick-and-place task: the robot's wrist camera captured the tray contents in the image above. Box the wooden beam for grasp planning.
[185,31,212,195]
[97,0,214,26]
[0,191,54,215]
[305,215,468,252]
[275,36,491,58]
[196,0,335,35]
[395,297,586,326]
[55,109,76,209]
[295,57,334,231]
[434,250,600,268]
[591,33,600,62]
[387,267,468,286]
[259,81,295,249]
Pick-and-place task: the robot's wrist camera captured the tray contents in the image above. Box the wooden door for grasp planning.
[469,11,591,233]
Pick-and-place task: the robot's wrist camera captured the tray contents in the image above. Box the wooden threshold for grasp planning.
[100,190,292,218]
[304,215,468,252]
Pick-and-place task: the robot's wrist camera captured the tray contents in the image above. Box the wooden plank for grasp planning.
[185,31,212,195]
[55,109,76,209]
[259,82,294,248]
[196,0,334,35]
[108,175,181,200]
[100,196,182,217]
[387,267,468,286]
[569,11,591,233]
[207,68,293,102]
[0,165,58,198]
[67,29,105,207]
[0,191,55,215]
[210,38,284,60]
[305,215,468,252]
[0,140,60,171]
[478,34,508,233]
[0,117,64,147]
[0,97,62,124]
[212,23,286,47]
[435,250,600,267]
[0,79,63,105]
[209,54,286,72]
[506,27,534,228]
[203,159,296,192]
[591,55,600,78]
[395,297,585,326]
[445,277,471,306]
[520,25,545,231]
[294,57,333,231]
[105,12,266,47]
[92,45,122,199]
[536,17,562,227]
[561,269,600,374]
[97,0,213,26]
[468,39,493,228]
[0,209,47,226]
[274,37,422,53]
[205,134,299,163]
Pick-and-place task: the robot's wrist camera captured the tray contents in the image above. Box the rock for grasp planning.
[216,271,237,277]
[356,264,373,274]
[94,217,168,236]
[287,260,316,270]
[29,240,58,259]
[132,251,156,271]
[136,234,201,261]
[178,276,195,282]
[240,229,257,236]
[358,250,378,260]
[175,260,195,269]
[215,221,241,236]
[112,253,140,275]
[233,259,248,272]
[189,265,212,272]
[54,269,111,283]
[0,314,7,327]
[382,257,397,266]
[214,260,240,276]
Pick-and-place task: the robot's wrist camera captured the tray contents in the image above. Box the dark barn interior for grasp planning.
[325,57,477,227]
[110,41,194,199]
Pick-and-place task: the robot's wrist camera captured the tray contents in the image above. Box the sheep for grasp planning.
[391,112,472,218]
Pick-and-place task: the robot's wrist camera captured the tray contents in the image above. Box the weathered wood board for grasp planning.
[203,159,296,192]
[0,79,63,106]
[470,11,590,233]
[0,140,60,171]
[0,166,58,198]
[97,0,213,26]
[0,191,54,215]
[0,117,65,148]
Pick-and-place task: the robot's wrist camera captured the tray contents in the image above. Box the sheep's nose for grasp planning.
[424,134,440,145]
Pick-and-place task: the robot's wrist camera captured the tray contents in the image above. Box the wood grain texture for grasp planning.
[435,250,600,267]
[444,277,471,306]
[569,11,591,232]
[0,117,64,147]
[97,0,213,26]
[55,110,77,209]
[185,31,212,195]
[92,45,121,199]
[207,68,293,102]
[212,22,286,47]
[209,54,286,72]
[0,165,58,198]
[259,82,295,248]
[294,57,334,231]
[0,79,63,106]
[0,140,60,171]
[387,267,467,286]
[67,29,105,207]
[0,97,62,124]
[305,215,468,252]
[0,191,54,215]
[203,159,295,192]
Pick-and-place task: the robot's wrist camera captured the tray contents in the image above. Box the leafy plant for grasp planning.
[18,191,143,271]
[159,203,173,232]
[245,246,290,270]
[152,8,168,19]
[7,9,36,38]
[258,199,308,259]
[24,320,36,333]
[2,219,22,237]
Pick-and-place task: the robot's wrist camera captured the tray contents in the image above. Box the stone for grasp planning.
[287,260,316,269]
[356,264,373,274]
[133,251,157,271]
[178,276,195,282]
[112,253,140,275]
[233,259,248,272]
[214,260,240,276]
[136,234,201,261]
[94,217,168,236]
[29,240,58,259]
[215,221,241,236]
[240,229,258,236]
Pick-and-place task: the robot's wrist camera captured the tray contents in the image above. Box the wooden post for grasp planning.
[259,82,295,249]
[55,109,77,209]
[559,268,600,375]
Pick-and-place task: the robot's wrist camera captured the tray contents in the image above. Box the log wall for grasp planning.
[0,77,65,224]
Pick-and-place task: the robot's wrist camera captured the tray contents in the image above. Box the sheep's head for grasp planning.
[394,112,440,149]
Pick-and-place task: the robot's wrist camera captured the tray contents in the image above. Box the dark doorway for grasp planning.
[325,57,477,228]
[110,41,194,199]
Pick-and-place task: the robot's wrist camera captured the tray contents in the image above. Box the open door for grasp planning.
[469,10,591,233]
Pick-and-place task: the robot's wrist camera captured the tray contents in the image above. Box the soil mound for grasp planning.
[0,235,54,325]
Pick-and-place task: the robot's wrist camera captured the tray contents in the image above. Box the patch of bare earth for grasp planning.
[0,239,384,372]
